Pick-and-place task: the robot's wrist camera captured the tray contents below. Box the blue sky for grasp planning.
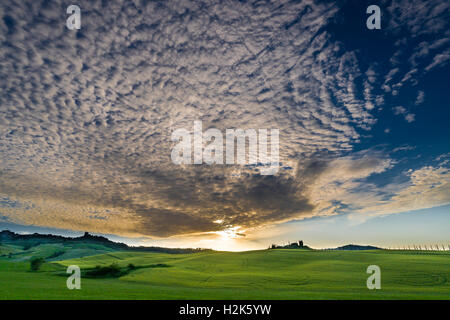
[0,0,449,250]
[278,204,450,249]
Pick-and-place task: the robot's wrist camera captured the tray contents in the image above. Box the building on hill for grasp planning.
[270,240,306,249]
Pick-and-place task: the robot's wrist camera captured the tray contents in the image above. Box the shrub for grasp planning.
[30,257,45,271]
[86,263,122,277]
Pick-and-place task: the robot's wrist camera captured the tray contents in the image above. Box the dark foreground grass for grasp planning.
[0,249,449,299]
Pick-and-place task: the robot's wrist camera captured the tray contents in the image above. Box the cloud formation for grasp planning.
[0,0,449,239]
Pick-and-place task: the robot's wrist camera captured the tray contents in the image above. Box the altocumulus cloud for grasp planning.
[0,0,449,238]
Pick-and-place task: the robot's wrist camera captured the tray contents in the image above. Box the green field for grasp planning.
[1,244,449,299]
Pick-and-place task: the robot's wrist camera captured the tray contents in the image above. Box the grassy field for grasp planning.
[1,246,449,299]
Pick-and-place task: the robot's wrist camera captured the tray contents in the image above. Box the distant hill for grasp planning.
[0,230,211,257]
[331,244,381,250]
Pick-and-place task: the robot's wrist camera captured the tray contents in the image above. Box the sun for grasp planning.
[214,226,243,240]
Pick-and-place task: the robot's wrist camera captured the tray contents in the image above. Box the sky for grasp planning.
[0,0,449,251]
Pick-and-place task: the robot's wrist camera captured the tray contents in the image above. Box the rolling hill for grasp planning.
[1,230,449,299]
